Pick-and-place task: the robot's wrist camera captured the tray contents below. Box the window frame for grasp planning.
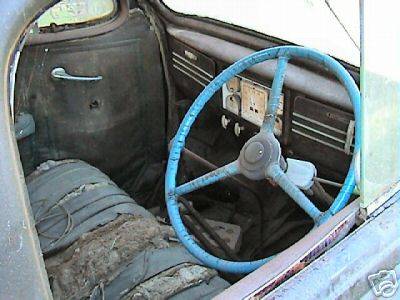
[26,0,128,46]
[37,0,118,32]
[161,0,360,67]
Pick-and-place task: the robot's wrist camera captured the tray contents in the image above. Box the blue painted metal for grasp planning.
[261,56,289,132]
[267,164,322,222]
[165,46,361,273]
[175,161,240,196]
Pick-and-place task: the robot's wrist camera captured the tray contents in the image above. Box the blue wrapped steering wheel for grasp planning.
[165,46,361,274]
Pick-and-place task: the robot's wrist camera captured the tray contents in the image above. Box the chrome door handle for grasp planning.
[51,67,102,82]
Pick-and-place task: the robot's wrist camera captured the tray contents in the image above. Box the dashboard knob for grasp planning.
[221,115,230,129]
[234,122,244,137]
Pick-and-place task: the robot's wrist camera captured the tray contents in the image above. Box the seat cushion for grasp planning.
[27,159,230,299]
[27,159,153,255]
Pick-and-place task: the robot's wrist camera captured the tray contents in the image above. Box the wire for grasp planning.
[34,198,74,250]
[324,0,360,50]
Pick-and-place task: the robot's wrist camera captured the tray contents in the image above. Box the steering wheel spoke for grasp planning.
[175,160,240,196]
[267,163,323,222]
[261,55,289,133]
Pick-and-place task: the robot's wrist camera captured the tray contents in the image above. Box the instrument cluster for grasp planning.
[222,76,284,136]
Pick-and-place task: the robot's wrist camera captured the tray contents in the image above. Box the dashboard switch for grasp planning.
[221,115,230,129]
[234,122,244,137]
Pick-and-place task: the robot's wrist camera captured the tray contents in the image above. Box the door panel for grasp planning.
[15,4,166,192]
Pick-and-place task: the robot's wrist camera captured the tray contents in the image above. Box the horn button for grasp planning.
[238,132,281,180]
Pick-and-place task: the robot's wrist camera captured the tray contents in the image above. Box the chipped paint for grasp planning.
[247,219,353,299]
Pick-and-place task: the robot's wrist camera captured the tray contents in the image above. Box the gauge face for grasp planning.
[226,77,241,93]
[241,80,268,126]
[222,77,284,136]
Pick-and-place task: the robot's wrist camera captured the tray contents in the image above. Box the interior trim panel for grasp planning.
[289,96,354,177]
[170,38,215,89]
[292,96,354,154]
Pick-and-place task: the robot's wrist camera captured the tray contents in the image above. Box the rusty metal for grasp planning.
[263,198,400,299]
[181,214,225,258]
[251,219,351,298]
[214,198,359,299]
[26,0,130,45]
[311,180,334,206]
[180,198,240,261]
[180,146,265,244]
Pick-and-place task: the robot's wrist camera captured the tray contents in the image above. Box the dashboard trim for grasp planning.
[171,50,214,87]
[292,129,349,153]
[172,51,214,79]
[172,64,207,87]
[293,112,347,135]
[292,121,347,145]
[292,111,355,155]
[172,58,212,83]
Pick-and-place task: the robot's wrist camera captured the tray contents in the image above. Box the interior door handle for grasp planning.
[51,67,102,82]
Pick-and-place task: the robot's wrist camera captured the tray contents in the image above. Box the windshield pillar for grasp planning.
[360,0,400,214]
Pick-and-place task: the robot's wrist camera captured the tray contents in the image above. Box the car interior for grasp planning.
[14,0,360,298]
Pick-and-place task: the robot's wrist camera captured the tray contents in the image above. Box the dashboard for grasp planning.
[169,37,355,180]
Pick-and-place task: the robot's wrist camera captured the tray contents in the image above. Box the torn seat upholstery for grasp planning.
[27,160,229,299]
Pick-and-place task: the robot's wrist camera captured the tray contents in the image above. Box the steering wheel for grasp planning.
[165,46,360,274]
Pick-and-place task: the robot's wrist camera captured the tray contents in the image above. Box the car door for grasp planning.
[15,0,167,194]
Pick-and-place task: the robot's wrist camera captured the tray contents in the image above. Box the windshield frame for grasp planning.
[162,0,360,67]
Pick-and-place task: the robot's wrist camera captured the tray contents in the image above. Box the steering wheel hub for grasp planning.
[239,132,281,180]
[244,142,264,163]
